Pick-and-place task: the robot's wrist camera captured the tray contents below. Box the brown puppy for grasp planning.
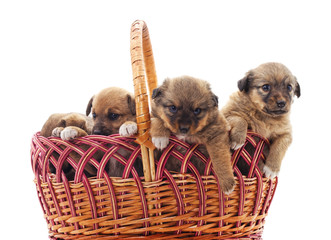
[86,87,143,177]
[222,62,301,178]
[151,76,235,194]
[41,112,93,140]
[86,87,137,137]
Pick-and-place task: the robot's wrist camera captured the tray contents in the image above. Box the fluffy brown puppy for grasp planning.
[86,87,137,137]
[151,76,235,194]
[222,62,301,178]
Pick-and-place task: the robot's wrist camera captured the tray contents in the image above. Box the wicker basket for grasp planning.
[31,20,278,239]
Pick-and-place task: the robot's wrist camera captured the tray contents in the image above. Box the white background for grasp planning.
[1,1,331,239]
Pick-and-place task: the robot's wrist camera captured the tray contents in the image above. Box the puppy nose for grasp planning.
[277,100,286,108]
[92,129,103,135]
[179,127,189,134]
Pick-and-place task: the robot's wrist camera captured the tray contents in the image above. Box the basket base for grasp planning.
[50,233,262,240]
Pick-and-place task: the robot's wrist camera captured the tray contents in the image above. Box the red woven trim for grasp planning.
[234,167,246,234]
[155,143,176,180]
[62,173,80,231]
[96,146,119,178]
[162,170,185,234]
[123,146,141,178]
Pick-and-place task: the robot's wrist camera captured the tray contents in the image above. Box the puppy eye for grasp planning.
[193,108,201,115]
[169,105,177,113]
[262,84,271,92]
[92,113,97,119]
[287,84,292,92]
[109,113,119,121]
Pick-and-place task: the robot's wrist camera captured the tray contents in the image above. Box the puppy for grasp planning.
[41,112,93,140]
[151,76,235,194]
[222,62,301,178]
[86,87,143,177]
[86,87,137,137]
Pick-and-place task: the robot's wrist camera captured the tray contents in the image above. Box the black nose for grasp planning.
[92,129,103,135]
[277,100,286,108]
[179,127,189,134]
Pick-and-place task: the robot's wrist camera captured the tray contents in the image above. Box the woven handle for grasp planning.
[130,20,157,181]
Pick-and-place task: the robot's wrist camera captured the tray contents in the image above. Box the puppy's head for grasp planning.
[86,87,136,135]
[152,76,219,137]
[237,62,300,117]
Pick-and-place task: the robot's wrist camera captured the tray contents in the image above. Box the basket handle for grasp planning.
[130,20,157,181]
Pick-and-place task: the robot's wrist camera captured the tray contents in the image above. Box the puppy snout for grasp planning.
[277,100,286,108]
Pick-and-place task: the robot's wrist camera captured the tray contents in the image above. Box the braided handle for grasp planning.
[130,20,157,181]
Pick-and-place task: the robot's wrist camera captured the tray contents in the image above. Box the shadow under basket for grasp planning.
[31,131,277,240]
[30,20,278,239]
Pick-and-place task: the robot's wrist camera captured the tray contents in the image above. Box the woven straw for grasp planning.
[31,20,278,239]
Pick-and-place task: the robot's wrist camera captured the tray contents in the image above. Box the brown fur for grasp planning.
[86,87,136,135]
[222,62,301,178]
[151,76,235,194]
[40,112,93,138]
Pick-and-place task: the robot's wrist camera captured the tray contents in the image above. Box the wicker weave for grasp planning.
[31,20,278,239]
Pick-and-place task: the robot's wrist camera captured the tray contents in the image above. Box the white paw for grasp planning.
[224,185,235,195]
[119,122,138,137]
[231,141,245,150]
[60,127,78,140]
[263,165,279,179]
[152,136,169,150]
[52,127,63,137]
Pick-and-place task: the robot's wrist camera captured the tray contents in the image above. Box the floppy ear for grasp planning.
[237,71,253,92]
[58,119,66,128]
[86,96,94,116]
[127,94,136,115]
[294,76,301,98]
[152,78,170,99]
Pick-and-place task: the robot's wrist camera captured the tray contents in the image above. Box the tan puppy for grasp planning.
[151,76,235,194]
[222,62,301,178]
[41,112,93,140]
[86,87,137,137]
[86,87,143,177]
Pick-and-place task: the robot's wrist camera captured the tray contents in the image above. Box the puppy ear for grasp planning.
[127,94,136,115]
[59,119,66,127]
[152,78,170,99]
[294,76,301,98]
[86,96,94,116]
[238,71,253,92]
[152,88,162,99]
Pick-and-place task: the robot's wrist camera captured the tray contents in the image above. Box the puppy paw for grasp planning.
[52,127,64,137]
[119,121,138,137]
[263,165,279,179]
[220,177,236,195]
[60,127,79,140]
[230,133,246,150]
[152,136,169,150]
[231,141,245,150]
